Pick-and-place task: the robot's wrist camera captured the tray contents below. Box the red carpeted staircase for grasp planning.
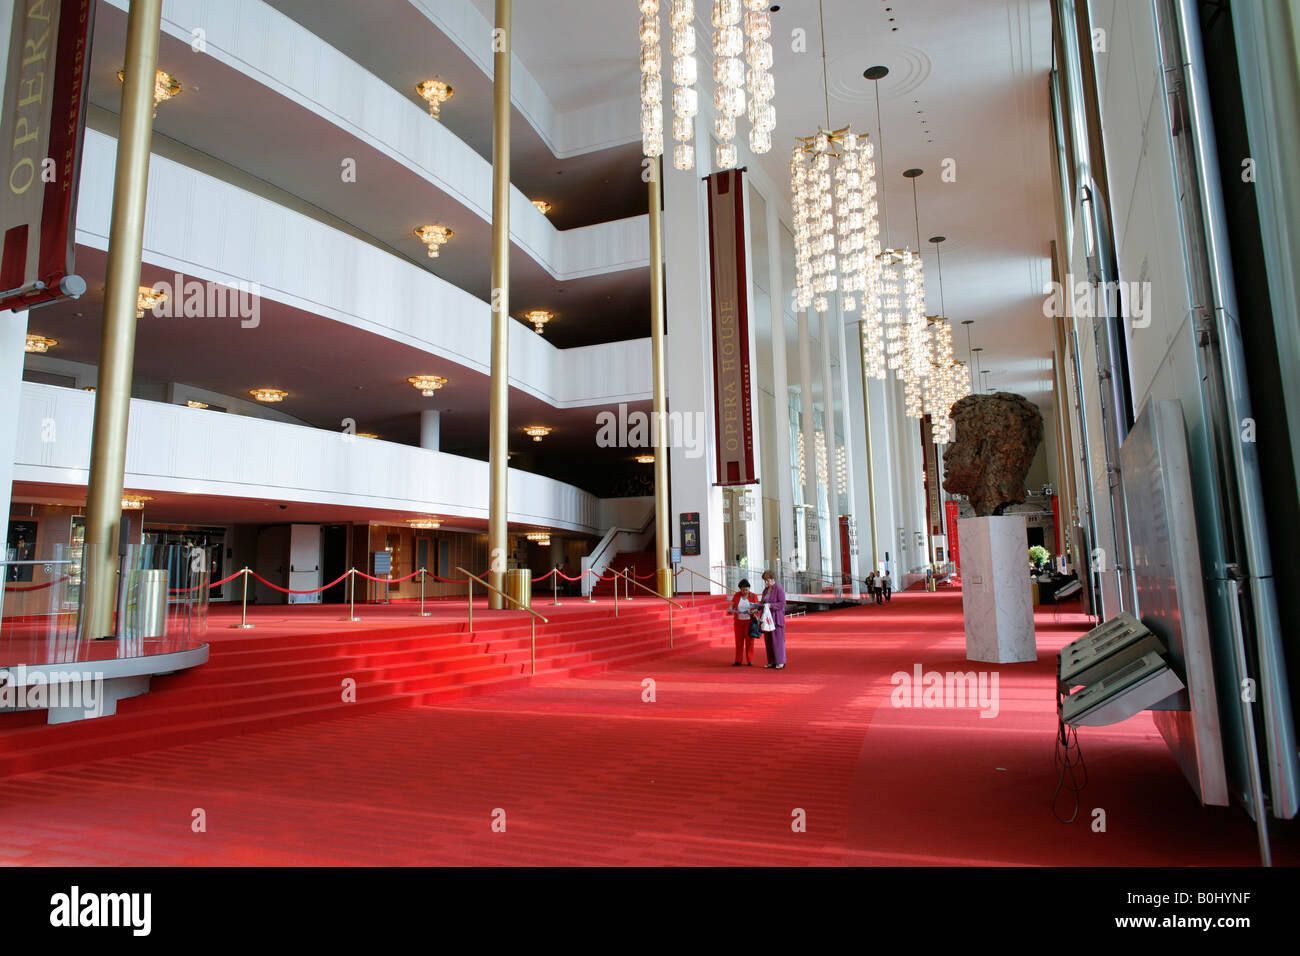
[589,551,658,597]
[0,598,730,779]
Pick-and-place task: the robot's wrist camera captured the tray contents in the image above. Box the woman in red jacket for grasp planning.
[728,579,759,666]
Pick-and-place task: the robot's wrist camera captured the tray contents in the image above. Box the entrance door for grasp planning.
[321,525,348,603]
[288,524,322,604]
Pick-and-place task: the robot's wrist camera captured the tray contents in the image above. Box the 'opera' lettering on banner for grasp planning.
[705,169,756,487]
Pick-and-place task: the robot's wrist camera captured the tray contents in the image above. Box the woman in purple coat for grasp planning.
[759,569,787,669]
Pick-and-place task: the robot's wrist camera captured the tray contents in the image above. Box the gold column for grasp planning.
[649,159,672,598]
[487,0,511,609]
[858,323,879,572]
[79,0,163,639]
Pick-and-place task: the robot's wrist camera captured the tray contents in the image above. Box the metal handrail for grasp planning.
[609,568,683,649]
[455,566,548,675]
[676,566,736,606]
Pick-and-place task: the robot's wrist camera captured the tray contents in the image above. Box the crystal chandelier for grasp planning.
[136,285,167,318]
[640,0,774,171]
[639,1,664,159]
[900,169,932,418]
[526,531,551,545]
[524,426,551,442]
[407,375,447,397]
[413,224,453,258]
[790,6,881,316]
[924,236,969,443]
[522,310,553,334]
[118,69,181,117]
[415,80,453,119]
[408,516,442,530]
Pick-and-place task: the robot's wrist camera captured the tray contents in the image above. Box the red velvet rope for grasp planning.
[249,569,353,595]
[167,568,248,593]
[353,569,424,584]
[3,574,70,593]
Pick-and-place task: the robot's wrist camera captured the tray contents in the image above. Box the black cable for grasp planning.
[1052,709,1088,824]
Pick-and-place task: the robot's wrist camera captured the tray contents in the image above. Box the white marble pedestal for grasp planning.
[959,515,1036,663]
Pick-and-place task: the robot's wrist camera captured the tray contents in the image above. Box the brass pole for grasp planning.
[648,158,672,599]
[486,0,512,609]
[79,0,163,640]
[858,323,880,573]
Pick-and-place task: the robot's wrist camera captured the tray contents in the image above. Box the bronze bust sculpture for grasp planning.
[942,392,1044,517]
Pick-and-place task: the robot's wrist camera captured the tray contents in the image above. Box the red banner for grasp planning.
[920,415,944,537]
[946,500,961,572]
[705,168,756,486]
[0,0,95,311]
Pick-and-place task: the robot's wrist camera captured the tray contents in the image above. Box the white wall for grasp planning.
[75,129,651,410]
[117,0,647,282]
[13,383,603,533]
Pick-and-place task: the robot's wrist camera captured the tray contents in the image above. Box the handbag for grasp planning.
[747,616,761,639]
[759,605,776,632]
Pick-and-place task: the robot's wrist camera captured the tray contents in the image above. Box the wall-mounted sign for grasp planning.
[680,513,700,557]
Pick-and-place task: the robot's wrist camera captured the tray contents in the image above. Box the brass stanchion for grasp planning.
[551,568,561,606]
[624,566,633,600]
[340,569,361,622]
[413,568,431,617]
[587,569,596,603]
[467,577,474,633]
[229,568,254,629]
[613,571,619,618]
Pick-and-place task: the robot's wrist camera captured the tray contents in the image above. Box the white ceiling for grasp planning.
[470,0,1059,408]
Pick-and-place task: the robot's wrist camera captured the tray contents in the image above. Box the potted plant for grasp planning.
[1028,545,1051,575]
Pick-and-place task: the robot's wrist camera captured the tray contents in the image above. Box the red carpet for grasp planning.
[0,588,1288,865]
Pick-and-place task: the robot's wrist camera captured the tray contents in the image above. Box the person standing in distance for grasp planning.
[759,569,787,669]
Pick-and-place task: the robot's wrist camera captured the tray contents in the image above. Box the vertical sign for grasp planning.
[679,513,700,556]
[945,500,960,572]
[920,416,944,536]
[0,0,96,310]
[705,168,756,486]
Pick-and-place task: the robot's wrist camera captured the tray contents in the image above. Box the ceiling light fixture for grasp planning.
[525,531,551,545]
[407,375,448,397]
[136,285,167,318]
[415,79,453,119]
[522,310,553,334]
[901,168,930,419]
[635,454,656,464]
[117,69,181,116]
[185,399,208,409]
[531,199,552,214]
[408,516,442,530]
[791,4,882,320]
[524,426,551,442]
[249,387,287,403]
[121,494,153,511]
[413,224,453,258]
[24,334,56,353]
[639,0,775,171]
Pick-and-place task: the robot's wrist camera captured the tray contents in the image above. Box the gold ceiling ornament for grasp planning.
[407,374,447,397]
[413,224,453,258]
[185,399,208,409]
[249,387,287,403]
[117,69,181,116]
[136,285,167,318]
[415,79,453,119]
[523,425,551,442]
[531,199,552,214]
[121,494,153,511]
[407,516,442,530]
[24,334,57,353]
[522,310,553,334]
